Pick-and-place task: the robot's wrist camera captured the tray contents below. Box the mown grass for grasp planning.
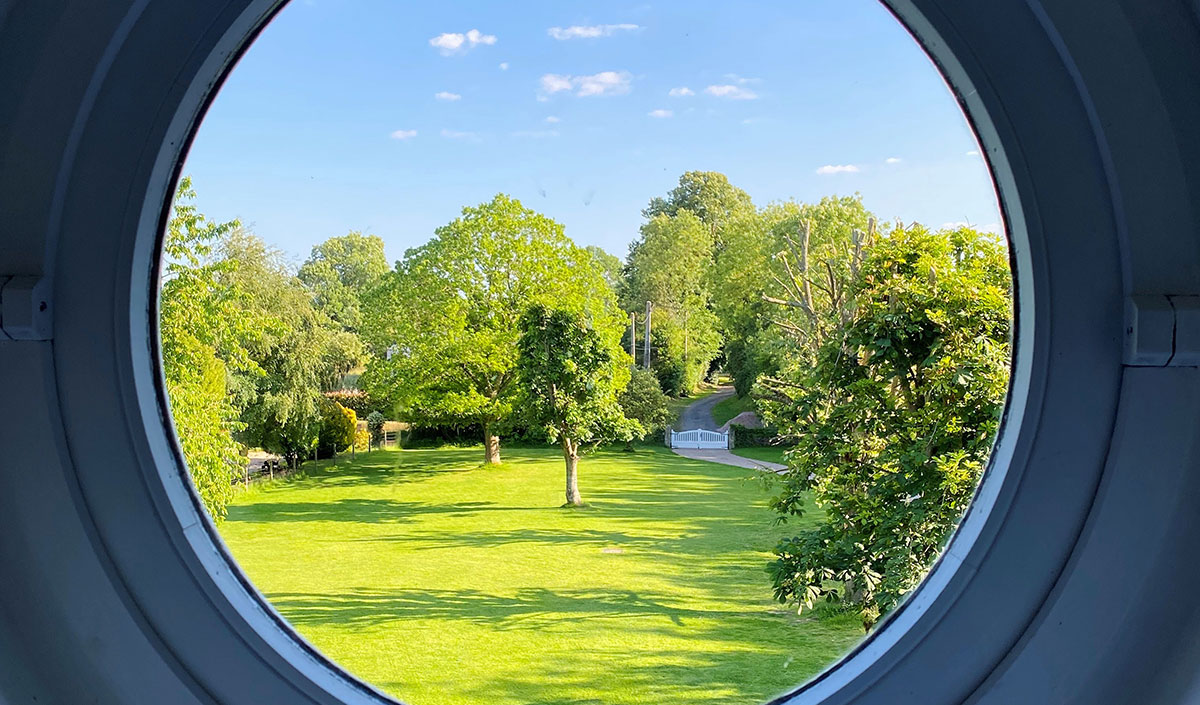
[219,446,862,705]
[732,446,790,467]
[712,394,756,426]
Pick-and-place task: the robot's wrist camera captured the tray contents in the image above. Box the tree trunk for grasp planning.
[562,437,583,506]
[483,421,501,465]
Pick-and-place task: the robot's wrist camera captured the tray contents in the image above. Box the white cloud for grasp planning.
[548,23,640,40]
[886,157,903,164]
[435,91,462,101]
[540,71,632,98]
[545,116,561,123]
[967,150,981,157]
[389,129,417,140]
[429,29,496,55]
[441,128,479,140]
[648,109,673,118]
[668,86,694,97]
[816,164,860,175]
[705,84,758,100]
[499,62,509,70]
[723,73,762,84]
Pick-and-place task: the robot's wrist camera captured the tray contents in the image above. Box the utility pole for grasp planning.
[629,311,637,364]
[644,301,652,369]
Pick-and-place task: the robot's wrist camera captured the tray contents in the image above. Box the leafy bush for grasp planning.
[317,399,356,458]
[324,389,378,417]
[764,225,1011,626]
[729,424,777,447]
[619,367,671,437]
[366,411,385,449]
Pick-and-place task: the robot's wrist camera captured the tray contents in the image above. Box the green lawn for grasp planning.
[219,446,861,705]
[712,394,756,426]
[732,446,790,466]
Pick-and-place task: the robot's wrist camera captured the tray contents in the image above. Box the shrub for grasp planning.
[317,399,356,458]
[729,424,778,447]
[619,367,671,438]
[366,411,385,449]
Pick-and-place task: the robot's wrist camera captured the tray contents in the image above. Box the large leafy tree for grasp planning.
[361,194,620,465]
[765,225,1011,627]
[298,231,389,333]
[219,230,363,467]
[643,170,754,245]
[517,304,635,506]
[159,178,257,520]
[623,211,722,394]
[712,196,875,398]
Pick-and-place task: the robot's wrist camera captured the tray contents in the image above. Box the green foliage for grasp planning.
[728,424,777,447]
[366,411,386,449]
[298,231,389,333]
[361,194,622,462]
[317,399,357,458]
[642,170,755,244]
[713,196,875,397]
[219,230,363,466]
[623,211,722,394]
[618,367,671,437]
[160,177,256,521]
[764,225,1011,625]
[517,304,636,504]
[324,389,378,417]
[585,245,624,290]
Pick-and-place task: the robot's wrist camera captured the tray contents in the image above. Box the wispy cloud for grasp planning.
[648,109,673,118]
[966,150,981,157]
[816,164,860,175]
[512,130,560,138]
[668,86,694,97]
[886,157,903,164]
[705,84,758,100]
[441,128,480,141]
[435,91,462,101]
[499,62,509,70]
[389,129,417,140]
[429,29,496,56]
[540,71,632,98]
[548,24,640,40]
[545,116,561,124]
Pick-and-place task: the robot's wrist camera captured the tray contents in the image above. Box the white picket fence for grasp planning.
[669,428,731,450]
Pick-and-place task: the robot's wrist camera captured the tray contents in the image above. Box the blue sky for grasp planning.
[183,0,1002,264]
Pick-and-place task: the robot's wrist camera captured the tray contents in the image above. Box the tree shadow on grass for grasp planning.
[225,498,503,524]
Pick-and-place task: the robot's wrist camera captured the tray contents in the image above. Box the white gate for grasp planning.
[670,428,730,450]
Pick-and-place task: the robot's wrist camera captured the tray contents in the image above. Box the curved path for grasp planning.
[671,388,786,473]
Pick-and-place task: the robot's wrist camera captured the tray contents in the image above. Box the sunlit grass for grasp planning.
[220,446,861,705]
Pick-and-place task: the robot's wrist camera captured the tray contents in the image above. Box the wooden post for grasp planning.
[644,301,652,369]
[629,311,637,364]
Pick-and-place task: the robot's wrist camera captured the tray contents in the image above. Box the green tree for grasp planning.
[586,245,624,291]
[643,170,754,244]
[366,411,386,450]
[298,231,389,333]
[618,367,670,445]
[765,225,1011,627]
[361,194,621,465]
[624,211,722,394]
[219,230,363,467]
[712,196,875,398]
[159,177,256,520]
[517,304,636,506]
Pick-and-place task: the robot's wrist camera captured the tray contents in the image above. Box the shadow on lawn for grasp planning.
[273,586,843,705]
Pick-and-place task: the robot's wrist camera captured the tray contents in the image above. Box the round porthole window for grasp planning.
[157,2,1013,704]
[3,1,1199,704]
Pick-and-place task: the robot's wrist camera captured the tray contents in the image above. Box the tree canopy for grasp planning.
[517,304,635,505]
[361,194,622,465]
[764,224,1011,626]
[298,230,389,333]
